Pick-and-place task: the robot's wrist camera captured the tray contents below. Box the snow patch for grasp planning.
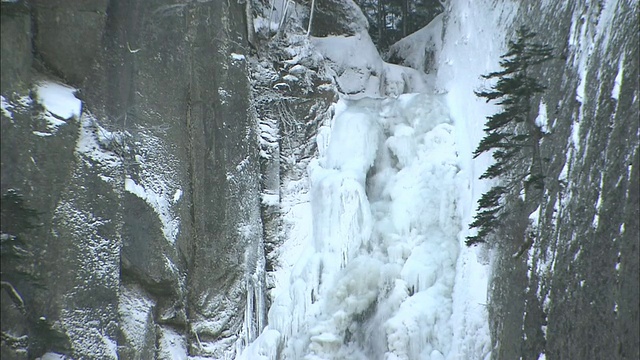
[232,53,246,61]
[36,353,69,360]
[535,101,549,134]
[33,81,82,135]
[312,32,431,98]
[172,189,183,204]
[593,173,604,228]
[1,95,13,119]
[611,53,624,100]
[35,81,82,120]
[311,32,384,97]
[33,131,53,137]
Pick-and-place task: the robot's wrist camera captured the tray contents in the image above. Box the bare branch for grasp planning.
[306,0,316,36]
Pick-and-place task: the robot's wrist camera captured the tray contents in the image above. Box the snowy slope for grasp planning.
[242,1,518,359]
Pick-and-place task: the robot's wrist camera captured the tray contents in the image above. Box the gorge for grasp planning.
[1,0,638,359]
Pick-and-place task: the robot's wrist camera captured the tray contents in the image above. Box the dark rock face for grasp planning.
[308,0,369,36]
[1,0,263,358]
[0,2,31,93]
[32,0,109,87]
[489,1,639,359]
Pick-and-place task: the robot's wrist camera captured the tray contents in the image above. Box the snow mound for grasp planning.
[387,13,444,74]
[34,81,82,120]
[312,32,384,97]
[312,32,431,98]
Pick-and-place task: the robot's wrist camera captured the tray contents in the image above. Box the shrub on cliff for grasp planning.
[467,26,553,246]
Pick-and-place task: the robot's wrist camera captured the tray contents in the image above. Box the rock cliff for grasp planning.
[2,0,264,358]
[487,1,638,359]
[1,0,638,359]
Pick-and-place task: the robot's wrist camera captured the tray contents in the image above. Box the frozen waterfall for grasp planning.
[240,1,519,358]
[242,93,469,360]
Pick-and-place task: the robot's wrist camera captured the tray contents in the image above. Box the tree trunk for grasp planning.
[401,0,408,37]
[307,0,316,36]
[377,0,384,46]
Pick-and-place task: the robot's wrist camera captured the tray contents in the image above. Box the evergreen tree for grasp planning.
[466,26,552,246]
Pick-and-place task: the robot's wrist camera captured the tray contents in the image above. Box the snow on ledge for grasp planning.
[32,80,83,135]
[231,53,246,61]
[35,81,82,120]
[158,327,188,360]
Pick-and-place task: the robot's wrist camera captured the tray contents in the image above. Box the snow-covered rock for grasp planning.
[387,13,444,74]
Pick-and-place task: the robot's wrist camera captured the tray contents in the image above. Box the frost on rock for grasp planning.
[119,284,156,354]
[53,199,120,359]
[158,326,188,360]
[59,306,118,359]
[123,129,183,245]
[42,107,123,359]
[75,113,122,178]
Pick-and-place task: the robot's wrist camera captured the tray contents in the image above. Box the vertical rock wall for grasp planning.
[488,1,639,359]
[1,0,263,358]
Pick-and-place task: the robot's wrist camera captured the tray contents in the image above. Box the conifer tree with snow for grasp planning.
[466,26,553,246]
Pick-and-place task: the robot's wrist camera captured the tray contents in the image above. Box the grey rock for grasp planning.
[1,0,264,358]
[488,1,639,359]
[0,1,32,94]
[32,0,108,87]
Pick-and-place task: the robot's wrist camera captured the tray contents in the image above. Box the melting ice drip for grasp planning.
[244,93,461,360]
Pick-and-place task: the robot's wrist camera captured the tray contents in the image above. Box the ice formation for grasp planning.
[243,90,464,359]
[241,0,521,358]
